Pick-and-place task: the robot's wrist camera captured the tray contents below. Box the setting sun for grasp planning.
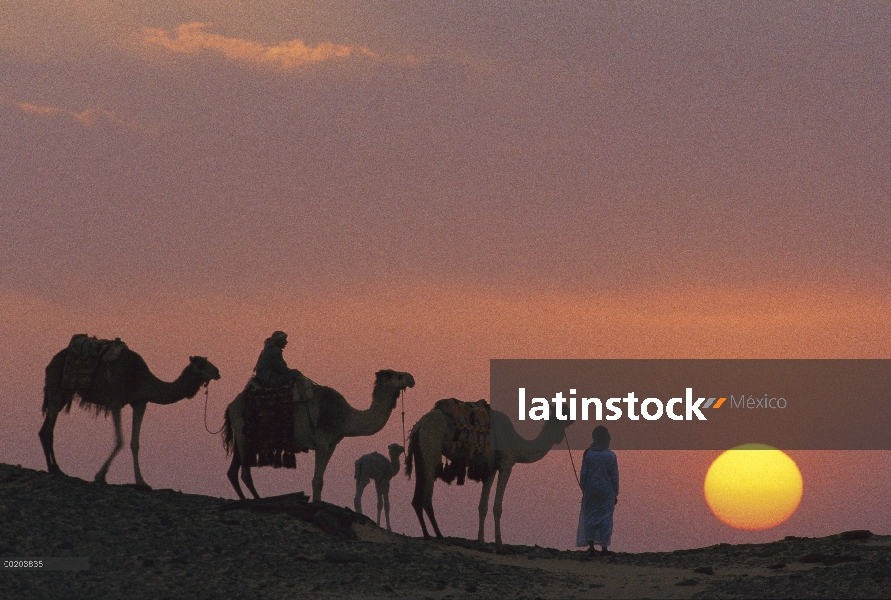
[704,444,803,530]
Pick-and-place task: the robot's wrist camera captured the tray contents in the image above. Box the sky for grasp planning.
[1,1,890,552]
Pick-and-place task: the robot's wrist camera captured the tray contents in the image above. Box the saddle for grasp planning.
[242,375,317,469]
[434,398,492,484]
[61,334,128,393]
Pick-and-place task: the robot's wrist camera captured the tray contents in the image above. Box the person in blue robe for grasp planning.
[576,425,619,556]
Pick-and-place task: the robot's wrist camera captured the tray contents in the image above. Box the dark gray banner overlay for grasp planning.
[490,360,891,450]
[2,557,89,570]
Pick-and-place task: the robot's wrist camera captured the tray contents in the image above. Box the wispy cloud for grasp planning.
[1,97,144,131]
[142,22,410,70]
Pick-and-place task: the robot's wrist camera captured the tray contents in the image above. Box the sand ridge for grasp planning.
[1,463,889,599]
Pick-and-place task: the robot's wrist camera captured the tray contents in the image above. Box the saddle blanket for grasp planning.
[61,334,128,392]
[243,378,315,468]
[434,398,491,462]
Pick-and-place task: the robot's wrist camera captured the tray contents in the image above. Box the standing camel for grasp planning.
[41,347,221,489]
[223,369,414,503]
[406,405,573,548]
[354,443,405,531]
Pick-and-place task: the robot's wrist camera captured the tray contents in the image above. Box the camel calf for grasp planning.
[354,443,405,531]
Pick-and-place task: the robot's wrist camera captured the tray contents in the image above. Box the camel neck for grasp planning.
[508,421,568,464]
[343,386,399,437]
[147,367,204,405]
[389,454,401,475]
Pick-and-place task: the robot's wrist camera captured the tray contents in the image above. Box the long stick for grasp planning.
[401,389,407,449]
[566,435,580,488]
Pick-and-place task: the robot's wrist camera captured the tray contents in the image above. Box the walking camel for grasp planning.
[41,346,221,489]
[223,369,414,503]
[354,443,405,531]
[406,405,573,548]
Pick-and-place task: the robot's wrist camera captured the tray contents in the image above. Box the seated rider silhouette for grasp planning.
[254,331,302,389]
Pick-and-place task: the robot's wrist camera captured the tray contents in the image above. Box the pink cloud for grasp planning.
[1,97,144,131]
[142,22,401,70]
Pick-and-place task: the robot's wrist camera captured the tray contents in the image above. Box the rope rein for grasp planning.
[400,389,407,450]
[203,384,225,435]
[566,434,580,488]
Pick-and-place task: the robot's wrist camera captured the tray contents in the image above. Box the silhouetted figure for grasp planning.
[254,331,301,388]
[406,400,574,548]
[223,369,415,503]
[41,334,220,489]
[577,425,619,556]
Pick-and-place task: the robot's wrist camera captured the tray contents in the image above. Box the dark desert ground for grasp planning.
[1,463,889,599]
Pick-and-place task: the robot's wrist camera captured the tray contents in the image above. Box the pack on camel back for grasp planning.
[61,334,128,400]
[241,373,317,469]
[434,398,492,484]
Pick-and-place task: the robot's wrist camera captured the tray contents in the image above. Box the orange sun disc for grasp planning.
[704,444,803,530]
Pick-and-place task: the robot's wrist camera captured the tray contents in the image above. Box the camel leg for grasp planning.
[414,463,443,539]
[227,451,246,500]
[41,353,70,476]
[311,444,335,503]
[240,464,261,499]
[411,484,432,539]
[422,492,443,539]
[477,472,497,546]
[354,476,370,516]
[379,478,392,532]
[39,400,64,475]
[226,395,257,499]
[410,447,444,540]
[374,480,384,527]
[95,408,124,484]
[410,453,433,539]
[130,402,150,489]
[492,464,514,548]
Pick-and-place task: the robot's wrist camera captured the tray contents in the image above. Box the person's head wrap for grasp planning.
[264,331,288,348]
[591,425,611,451]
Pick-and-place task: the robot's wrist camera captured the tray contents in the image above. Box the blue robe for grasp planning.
[576,447,619,548]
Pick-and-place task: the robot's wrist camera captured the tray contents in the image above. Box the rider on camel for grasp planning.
[254,331,302,389]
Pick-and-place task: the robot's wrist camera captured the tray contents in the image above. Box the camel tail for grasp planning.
[222,407,234,456]
[355,459,362,481]
[44,349,74,415]
[405,425,419,478]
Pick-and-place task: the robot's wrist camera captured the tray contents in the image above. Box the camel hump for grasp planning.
[433,399,492,480]
[61,334,129,392]
[434,398,491,428]
[67,334,128,361]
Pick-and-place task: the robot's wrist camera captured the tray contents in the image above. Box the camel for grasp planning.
[41,346,221,489]
[354,443,405,531]
[223,369,415,503]
[406,405,574,548]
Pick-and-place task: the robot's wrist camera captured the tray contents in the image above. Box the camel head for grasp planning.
[188,356,221,386]
[543,414,576,444]
[388,443,406,457]
[374,370,415,392]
